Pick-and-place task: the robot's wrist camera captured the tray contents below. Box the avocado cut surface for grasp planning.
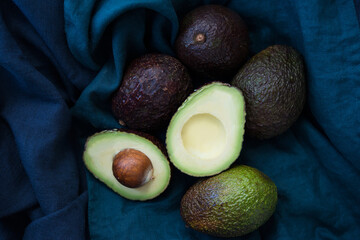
[175,5,249,79]
[180,165,278,237]
[111,53,192,132]
[166,82,245,177]
[83,130,171,201]
[232,45,306,139]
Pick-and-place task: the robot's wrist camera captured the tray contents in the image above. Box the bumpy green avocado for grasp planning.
[111,53,192,132]
[83,130,171,201]
[180,165,278,237]
[232,45,306,139]
[175,5,249,79]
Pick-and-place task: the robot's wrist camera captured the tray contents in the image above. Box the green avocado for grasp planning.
[166,82,246,177]
[180,165,278,237]
[232,45,306,139]
[175,5,249,80]
[83,130,171,201]
[111,53,192,132]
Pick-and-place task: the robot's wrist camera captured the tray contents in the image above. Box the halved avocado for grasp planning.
[83,130,171,201]
[166,82,246,176]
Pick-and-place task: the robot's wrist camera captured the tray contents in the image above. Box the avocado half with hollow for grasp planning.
[83,130,171,201]
[166,82,246,176]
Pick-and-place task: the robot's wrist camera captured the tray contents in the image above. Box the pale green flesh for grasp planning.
[182,113,226,159]
[166,82,246,176]
[83,131,171,201]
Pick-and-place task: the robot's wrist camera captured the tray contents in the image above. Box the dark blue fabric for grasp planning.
[0,0,92,239]
[1,0,359,239]
[355,0,360,26]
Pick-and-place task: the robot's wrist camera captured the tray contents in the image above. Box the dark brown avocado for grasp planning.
[232,45,306,139]
[111,53,193,132]
[175,5,249,80]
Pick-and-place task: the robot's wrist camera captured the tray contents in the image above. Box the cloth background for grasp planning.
[1,0,359,239]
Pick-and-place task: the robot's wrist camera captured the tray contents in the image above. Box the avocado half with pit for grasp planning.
[166,82,246,176]
[83,130,171,201]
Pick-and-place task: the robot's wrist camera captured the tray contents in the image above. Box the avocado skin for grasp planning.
[180,165,277,237]
[175,5,249,80]
[112,53,192,132]
[232,45,306,139]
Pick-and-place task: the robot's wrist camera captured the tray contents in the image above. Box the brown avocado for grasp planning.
[232,45,306,139]
[111,53,193,132]
[175,5,249,80]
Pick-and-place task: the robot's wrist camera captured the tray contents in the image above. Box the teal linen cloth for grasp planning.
[65,0,360,239]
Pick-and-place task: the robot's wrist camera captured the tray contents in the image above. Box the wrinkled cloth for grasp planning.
[1,0,359,239]
[0,0,92,239]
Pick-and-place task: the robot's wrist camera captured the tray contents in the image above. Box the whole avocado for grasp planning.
[111,53,192,132]
[180,165,278,237]
[232,45,306,139]
[175,5,249,79]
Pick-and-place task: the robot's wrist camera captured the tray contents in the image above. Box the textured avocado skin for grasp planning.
[232,45,306,139]
[175,5,249,79]
[180,165,278,238]
[112,54,192,132]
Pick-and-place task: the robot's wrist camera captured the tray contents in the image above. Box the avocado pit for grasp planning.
[112,148,154,188]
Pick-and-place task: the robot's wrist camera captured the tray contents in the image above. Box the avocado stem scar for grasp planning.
[194,33,206,43]
[118,119,126,126]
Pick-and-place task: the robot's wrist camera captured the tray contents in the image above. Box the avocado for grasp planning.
[180,165,278,237]
[111,53,193,132]
[175,5,249,80]
[166,82,246,177]
[232,45,306,139]
[83,130,171,201]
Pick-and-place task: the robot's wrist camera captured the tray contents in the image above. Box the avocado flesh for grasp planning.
[83,130,171,201]
[166,82,246,176]
[180,165,278,237]
[232,45,306,139]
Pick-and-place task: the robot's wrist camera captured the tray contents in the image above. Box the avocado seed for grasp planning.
[112,148,154,188]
